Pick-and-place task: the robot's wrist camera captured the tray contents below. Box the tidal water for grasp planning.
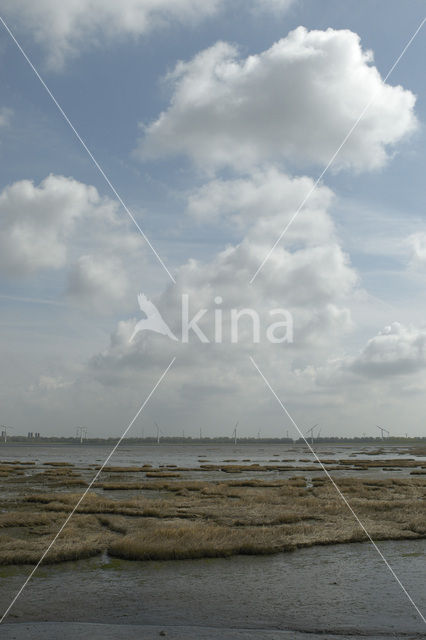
[1,540,425,638]
[0,440,423,469]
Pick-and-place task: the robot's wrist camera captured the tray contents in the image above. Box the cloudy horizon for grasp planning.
[1,0,426,439]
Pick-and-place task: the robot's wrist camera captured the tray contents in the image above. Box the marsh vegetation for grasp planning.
[0,452,424,565]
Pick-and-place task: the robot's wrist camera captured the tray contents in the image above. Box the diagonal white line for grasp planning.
[250,16,426,284]
[249,355,426,625]
[0,16,176,284]
[0,356,176,624]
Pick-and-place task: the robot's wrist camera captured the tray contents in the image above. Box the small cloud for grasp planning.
[66,254,130,313]
[29,375,69,392]
[0,107,13,128]
[350,322,426,377]
[406,232,426,270]
[0,175,100,275]
[252,0,296,14]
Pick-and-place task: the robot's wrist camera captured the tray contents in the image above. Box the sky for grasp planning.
[1,0,426,439]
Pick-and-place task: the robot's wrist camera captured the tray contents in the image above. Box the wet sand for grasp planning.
[2,621,422,639]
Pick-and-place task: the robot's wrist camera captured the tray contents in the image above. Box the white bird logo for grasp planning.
[129,293,178,343]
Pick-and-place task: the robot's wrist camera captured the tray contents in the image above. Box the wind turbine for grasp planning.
[76,427,87,443]
[232,421,239,445]
[155,422,167,444]
[376,425,390,440]
[305,424,319,445]
[1,425,12,443]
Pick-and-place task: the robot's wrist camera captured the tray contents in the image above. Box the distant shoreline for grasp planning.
[1,436,426,445]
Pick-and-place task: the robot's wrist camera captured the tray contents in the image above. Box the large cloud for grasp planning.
[88,170,357,395]
[2,0,296,69]
[139,27,417,172]
[183,169,356,316]
[73,166,361,436]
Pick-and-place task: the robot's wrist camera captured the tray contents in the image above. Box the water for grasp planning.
[0,441,424,468]
[0,540,425,637]
[1,442,424,486]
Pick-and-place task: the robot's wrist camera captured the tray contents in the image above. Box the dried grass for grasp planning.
[0,512,59,528]
[0,459,425,565]
[109,521,293,560]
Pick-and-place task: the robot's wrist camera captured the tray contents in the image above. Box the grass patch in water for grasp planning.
[0,461,425,565]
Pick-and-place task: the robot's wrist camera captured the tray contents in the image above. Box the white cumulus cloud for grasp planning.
[88,170,358,395]
[139,27,417,172]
